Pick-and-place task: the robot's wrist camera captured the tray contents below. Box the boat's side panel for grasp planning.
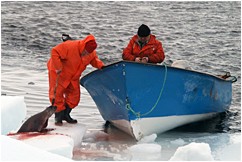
[81,62,129,120]
[81,61,232,123]
[124,63,232,120]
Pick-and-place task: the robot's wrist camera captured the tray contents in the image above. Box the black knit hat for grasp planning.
[137,24,151,37]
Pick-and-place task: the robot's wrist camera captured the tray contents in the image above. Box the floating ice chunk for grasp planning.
[138,133,157,143]
[169,142,214,161]
[48,122,87,147]
[170,138,186,146]
[23,134,74,158]
[1,96,26,135]
[128,143,161,160]
[8,122,87,159]
[1,135,72,161]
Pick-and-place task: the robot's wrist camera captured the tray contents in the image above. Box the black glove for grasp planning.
[101,66,106,69]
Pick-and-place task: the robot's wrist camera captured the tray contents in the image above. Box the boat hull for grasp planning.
[80,61,232,140]
[111,112,217,140]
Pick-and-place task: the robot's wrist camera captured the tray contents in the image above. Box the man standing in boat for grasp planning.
[122,24,165,64]
[47,34,104,126]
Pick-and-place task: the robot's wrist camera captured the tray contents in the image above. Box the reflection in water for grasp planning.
[172,112,241,133]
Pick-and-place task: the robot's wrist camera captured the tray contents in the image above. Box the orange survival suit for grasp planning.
[122,34,165,63]
[47,34,104,112]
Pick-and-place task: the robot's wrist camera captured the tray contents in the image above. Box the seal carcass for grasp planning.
[17,106,57,133]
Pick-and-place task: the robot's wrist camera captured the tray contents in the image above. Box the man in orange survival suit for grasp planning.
[122,24,165,64]
[47,34,104,125]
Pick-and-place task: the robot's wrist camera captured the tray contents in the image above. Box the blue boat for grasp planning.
[80,61,236,140]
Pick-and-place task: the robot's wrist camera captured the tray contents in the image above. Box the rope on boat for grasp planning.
[125,64,168,118]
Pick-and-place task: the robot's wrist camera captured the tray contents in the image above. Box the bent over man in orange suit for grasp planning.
[123,24,165,64]
[47,34,104,125]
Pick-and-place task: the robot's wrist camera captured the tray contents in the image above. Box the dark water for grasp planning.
[1,1,241,160]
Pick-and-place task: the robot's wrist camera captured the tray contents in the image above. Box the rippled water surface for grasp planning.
[1,1,241,161]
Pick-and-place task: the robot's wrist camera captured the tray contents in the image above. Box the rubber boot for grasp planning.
[55,110,65,126]
[63,104,77,124]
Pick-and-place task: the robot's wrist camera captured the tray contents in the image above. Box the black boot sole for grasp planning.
[63,119,77,124]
